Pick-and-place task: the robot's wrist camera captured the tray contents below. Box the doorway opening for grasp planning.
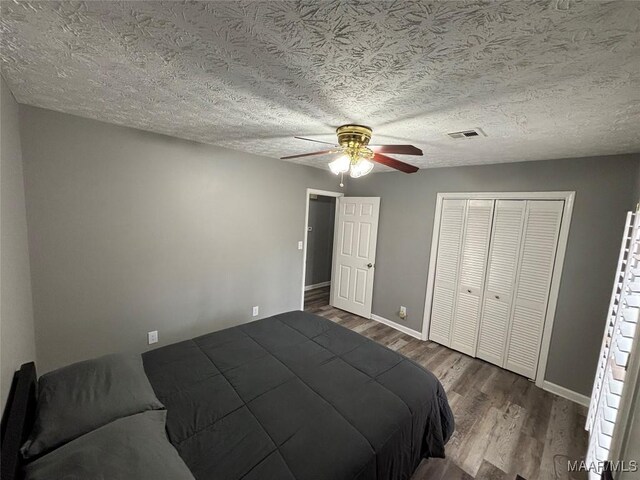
[303,195,337,311]
[301,190,381,320]
[301,189,343,311]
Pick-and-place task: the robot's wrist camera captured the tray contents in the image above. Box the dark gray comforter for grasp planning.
[142,311,454,480]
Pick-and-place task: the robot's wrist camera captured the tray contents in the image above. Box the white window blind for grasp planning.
[586,209,640,478]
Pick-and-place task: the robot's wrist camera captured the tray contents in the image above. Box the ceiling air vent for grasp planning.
[447,128,486,139]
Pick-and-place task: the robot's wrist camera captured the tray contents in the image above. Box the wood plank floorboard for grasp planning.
[304,287,588,480]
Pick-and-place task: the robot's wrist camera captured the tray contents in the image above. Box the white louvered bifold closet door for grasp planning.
[428,195,569,380]
[451,200,494,356]
[504,200,564,379]
[477,200,526,367]
[586,210,640,479]
[429,199,466,346]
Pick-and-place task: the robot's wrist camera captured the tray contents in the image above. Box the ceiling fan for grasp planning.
[281,125,421,185]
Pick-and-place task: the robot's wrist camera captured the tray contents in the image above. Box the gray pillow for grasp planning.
[24,410,195,480]
[21,353,164,458]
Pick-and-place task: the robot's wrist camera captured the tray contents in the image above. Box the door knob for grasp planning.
[367,263,373,268]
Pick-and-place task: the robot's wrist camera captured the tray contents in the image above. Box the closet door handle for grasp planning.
[467,289,472,293]
[495,295,500,300]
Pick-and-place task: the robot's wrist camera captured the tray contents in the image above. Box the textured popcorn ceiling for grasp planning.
[1,1,639,171]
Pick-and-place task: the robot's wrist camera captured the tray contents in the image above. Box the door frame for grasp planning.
[422,191,575,388]
[300,188,344,310]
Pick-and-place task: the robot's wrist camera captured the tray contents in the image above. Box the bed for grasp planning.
[2,310,454,480]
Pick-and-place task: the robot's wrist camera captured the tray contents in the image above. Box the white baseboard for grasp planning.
[370,314,423,340]
[304,281,331,292]
[542,380,590,408]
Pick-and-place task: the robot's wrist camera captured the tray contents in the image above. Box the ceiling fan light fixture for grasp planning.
[349,159,374,178]
[283,124,421,178]
[329,155,350,175]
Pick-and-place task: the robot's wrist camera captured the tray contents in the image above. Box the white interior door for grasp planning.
[504,200,564,378]
[330,197,380,318]
[451,199,495,356]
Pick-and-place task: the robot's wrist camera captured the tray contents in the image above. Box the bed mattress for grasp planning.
[142,310,454,480]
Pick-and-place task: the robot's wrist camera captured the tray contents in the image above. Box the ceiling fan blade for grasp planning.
[369,144,423,156]
[280,149,340,160]
[294,136,338,146]
[372,153,419,173]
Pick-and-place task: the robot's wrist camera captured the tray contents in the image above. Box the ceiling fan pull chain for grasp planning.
[339,172,344,188]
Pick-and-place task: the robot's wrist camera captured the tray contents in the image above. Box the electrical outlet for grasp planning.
[399,306,407,320]
[252,306,259,317]
[147,330,158,345]
[298,241,304,250]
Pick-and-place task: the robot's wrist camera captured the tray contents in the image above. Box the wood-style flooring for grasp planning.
[304,287,588,480]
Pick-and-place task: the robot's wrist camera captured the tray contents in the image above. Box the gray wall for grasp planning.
[348,154,640,395]
[20,105,337,374]
[0,77,36,409]
[305,196,335,287]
